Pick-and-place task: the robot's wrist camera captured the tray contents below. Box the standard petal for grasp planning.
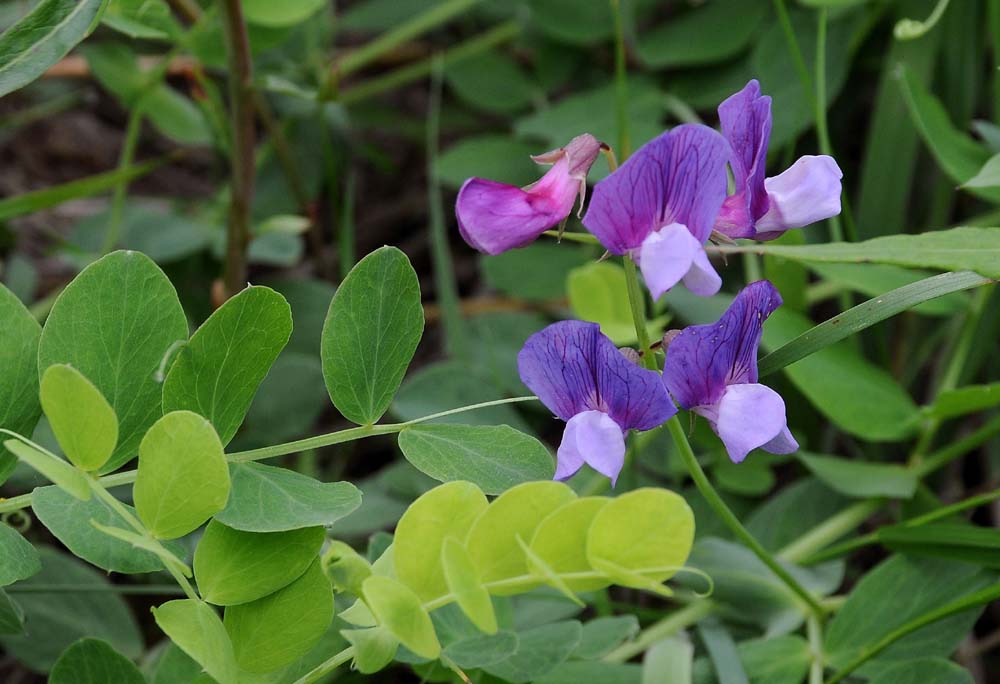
[714,383,792,463]
[662,280,782,409]
[455,158,578,255]
[518,320,675,431]
[582,124,730,253]
[755,155,843,239]
[557,410,627,485]
[717,80,772,234]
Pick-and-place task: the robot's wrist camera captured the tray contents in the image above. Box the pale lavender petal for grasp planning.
[582,124,730,253]
[755,155,843,239]
[518,320,675,431]
[716,79,772,236]
[715,383,791,463]
[456,157,577,255]
[681,244,722,297]
[662,280,782,409]
[762,425,798,455]
[556,410,626,485]
[637,223,701,300]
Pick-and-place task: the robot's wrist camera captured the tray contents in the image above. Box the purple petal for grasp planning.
[715,80,772,238]
[582,124,730,253]
[755,155,843,239]
[456,157,577,255]
[556,410,626,485]
[518,320,676,430]
[713,383,794,463]
[662,280,782,409]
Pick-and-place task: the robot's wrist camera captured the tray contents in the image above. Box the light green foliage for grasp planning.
[530,497,612,592]
[0,0,106,98]
[483,620,582,683]
[393,480,487,602]
[587,488,695,594]
[362,575,441,659]
[637,0,766,68]
[215,462,361,532]
[465,481,578,591]
[40,364,118,472]
[321,246,424,425]
[796,453,917,499]
[4,439,90,501]
[443,630,519,669]
[50,638,145,684]
[0,548,142,671]
[38,251,188,471]
[964,153,1000,189]
[441,538,497,634]
[32,485,182,574]
[224,560,334,673]
[163,286,293,446]
[0,523,40,586]
[343,626,399,674]
[567,261,666,344]
[325,540,373,596]
[153,599,239,684]
[642,635,692,684]
[133,411,230,540]
[242,0,328,27]
[925,382,1000,419]
[101,0,178,40]
[398,424,554,495]
[194,521,324,606]
[0,284,41,484]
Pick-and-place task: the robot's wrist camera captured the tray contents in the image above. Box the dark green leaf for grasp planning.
[0,589,24,635]
[436,136,541,190]
[865,658,972,684]
[573,615,640,660]
[877,523,1000,567]
[925,382,1000,419]
[443,630,519,669]
[0,284,42,484]
[637,0,766,68]
[50,639,145,684]
[481,243,591,302]
[483,620,583,683]
[807,263,968,317]
[0,522,40,586]
[796,453,917,499]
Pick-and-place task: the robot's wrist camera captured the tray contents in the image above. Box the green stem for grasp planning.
[604,601,715,663]
[828,582,1000,684]
[292,645,356,684]
[101,106,144,254]
[666,417,826,619]
[778,499,882,563]
[772,0,816,111]
[814,8,852,243]
[623,258,655,368]
[542,229,600,245]
[610,0,630,158]
[808,615,825,684]
[334,0,481,77]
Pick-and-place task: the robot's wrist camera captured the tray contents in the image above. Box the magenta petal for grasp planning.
[714,383,793,463]
[662,280,782,409]
[455,158,578,255]
[582,124,730,253]
[518,320,676,430]
[556,410,626,485]
[717,80,772,234]
[755,155,843,238]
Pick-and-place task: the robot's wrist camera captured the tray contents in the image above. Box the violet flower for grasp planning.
[456,133,603,255]
[582,124,730,299]
[714,80,843,241]
[518,320,676,484]
[662,280,798,463]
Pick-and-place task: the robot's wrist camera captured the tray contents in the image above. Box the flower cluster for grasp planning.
[456,80,840,483]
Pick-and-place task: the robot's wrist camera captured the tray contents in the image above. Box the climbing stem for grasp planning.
[623,258,656,369]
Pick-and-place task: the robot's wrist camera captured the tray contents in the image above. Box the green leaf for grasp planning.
[643,635,692,684]
[807,263,968,317]
[925,382,1000,420]
[224,559,334,673]
[796,453,917,499]
[745,478,849,552]
[0,523,40,586]
[343,626,399,674]
[4,439,91,501]
[163,286,292,446]
[441,538,497,634]
[321,246,424,425]
[825,555,993,677]
[963,153,1000,188]
[241,0,327,26]
[0,589,24,635]
[696,619,748,684]
[897,64,1000,202]
[215,462,361,533]
[713,459,776,497]
[0,0,106,98]
[758,271,988,377]
[0,547,142,671]
[153,599,238,684]
[587,488,694,594]
[436,136,540,190]
[362,575,441,659]
[0,284,41,483]
[194,520,324,606]
[482,243,591,302]
[32,485,182,574]
[526,0,612,45]
[38,251,188,471]
[530,497,612,592]
[393,481,488,602]
[443,629,519,668]
[446,52,536,114]
[102,0,178,40]
[574,615,640,660]
[466,481,578,592]
[483,620,583,683]
[88,521,191,579]
[539,661,642,684]
[50,638,145,684]
[864,658,973,684]
[691,636,811,684]
[40,364,118,472]
[134,411,230,540]
[876,523,1000,568]
[637,0,766,68]
[568,261,666,345]
[398,424,554,495]
[263,278,336,355]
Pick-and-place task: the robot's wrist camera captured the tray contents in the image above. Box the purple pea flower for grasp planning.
[582,124,730,299]
[518,320,676,485]
[714,80,843,241]
[456,133,603,255]
[662,280,798,464]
